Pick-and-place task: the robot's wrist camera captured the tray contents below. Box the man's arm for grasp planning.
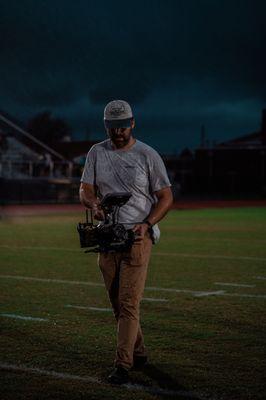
[133,186,173,239]
[79,182,104,220]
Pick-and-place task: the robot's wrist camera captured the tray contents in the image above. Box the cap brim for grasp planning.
[104,118,132,129]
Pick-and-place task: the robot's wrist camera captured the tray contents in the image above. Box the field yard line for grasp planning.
[0,274,105,287]
[0,362,201,398]
[1,244,266,262]
[214,282,256,288]
[0,313,48,322]
[0,245,80,252]
[193,290,226,297]
[223,293,266,299]
[66,305,112,312]
[1,274,266,299]
[0,362,99,383]
[124,382,202,398]
[0,274,224,297]
[142,297,168,302]
[66,299,168,311]
[155,252,266,262]
[146,286,226,297]
[254,276,266,280]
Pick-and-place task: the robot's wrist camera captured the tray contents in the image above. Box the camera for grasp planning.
[77,192,135,253]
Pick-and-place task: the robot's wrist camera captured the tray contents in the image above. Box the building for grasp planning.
[194,109,266,197]
[0,112,95,204]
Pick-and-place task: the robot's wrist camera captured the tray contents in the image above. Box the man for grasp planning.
[79,99,173,384]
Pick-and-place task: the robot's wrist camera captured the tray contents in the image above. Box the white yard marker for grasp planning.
[1,274,265,300]
[223,293,266,299]
[0,362,201,398]
[146,285,226,297]
[0,362,99,383]
[124,382,201,398]
[0,274,226,297]
[154,252,266,262]
[1,244,266,262]
[214,282,256,288]
[0,274,104,287]
[1,313,48,322]
[66,299,168,312]
[254,276,266,280]
[66,305,112,312]
[0,245,80,252]
[142,297,168,302]
[193,290,226,297]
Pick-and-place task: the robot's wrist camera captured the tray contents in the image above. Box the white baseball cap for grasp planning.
[104,100,133,128]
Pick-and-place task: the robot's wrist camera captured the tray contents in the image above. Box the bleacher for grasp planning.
[0,113,81,204]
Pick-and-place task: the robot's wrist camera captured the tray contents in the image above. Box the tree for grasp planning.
[27,111,72,144]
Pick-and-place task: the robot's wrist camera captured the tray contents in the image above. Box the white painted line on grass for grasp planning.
[66,305,112,312]
[254,276,266,280]
[142,297,168,302]
[145,287,266,299]
[1,244,266,262]
[0,362,98,383]
[0,245,80,252]
[124,382,201,398]
[0,274,224,297]
[193,290,226,297]
[66,299,168,312]
[146,285,226,297]
[155,252,266,262]
[0,362,201,398]
[0,313,48,322]
[1,274,266,300]
[0,274,104,287]
[214,282,256,288]
[223,293,266,299]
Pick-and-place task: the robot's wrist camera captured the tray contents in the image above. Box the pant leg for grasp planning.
[98,235,152,370]
[115,233,152,369]
[133,324,147,357]
[98,252,121,319]
[98,252,118,291]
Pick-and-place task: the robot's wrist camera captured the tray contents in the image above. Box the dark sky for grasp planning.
[0,0,265,154]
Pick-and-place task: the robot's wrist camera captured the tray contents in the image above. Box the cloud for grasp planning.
[0,0,265,151]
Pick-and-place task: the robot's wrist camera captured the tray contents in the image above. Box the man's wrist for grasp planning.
[143,219,153,228]
[91,203,98,210]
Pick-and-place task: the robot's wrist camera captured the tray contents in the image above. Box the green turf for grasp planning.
[0,208,266,400]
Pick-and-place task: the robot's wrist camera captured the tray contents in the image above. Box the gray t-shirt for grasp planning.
[81,139,171,243]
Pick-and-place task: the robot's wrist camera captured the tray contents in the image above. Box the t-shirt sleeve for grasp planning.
[80,146,97,184]
[148,150,171,192]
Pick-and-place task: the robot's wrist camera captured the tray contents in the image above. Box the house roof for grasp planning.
[217,131,263,148]
[217,109,266,149]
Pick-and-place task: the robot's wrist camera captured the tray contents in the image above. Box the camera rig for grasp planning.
[77,192,135,253]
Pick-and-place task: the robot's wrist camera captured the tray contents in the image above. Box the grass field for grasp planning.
[0,207,266,400]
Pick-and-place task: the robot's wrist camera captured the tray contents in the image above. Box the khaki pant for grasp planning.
[98,233,152,370]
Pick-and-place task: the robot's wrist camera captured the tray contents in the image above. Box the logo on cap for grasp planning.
[109,101,126,117]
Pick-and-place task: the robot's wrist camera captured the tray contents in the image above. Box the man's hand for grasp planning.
[132,223,149,241]
[91,203,105,221]
[80,182,104,220]
[132,187,173,242]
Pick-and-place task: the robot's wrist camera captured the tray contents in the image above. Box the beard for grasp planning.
[112,136,131,148]
[110,129,132,148]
